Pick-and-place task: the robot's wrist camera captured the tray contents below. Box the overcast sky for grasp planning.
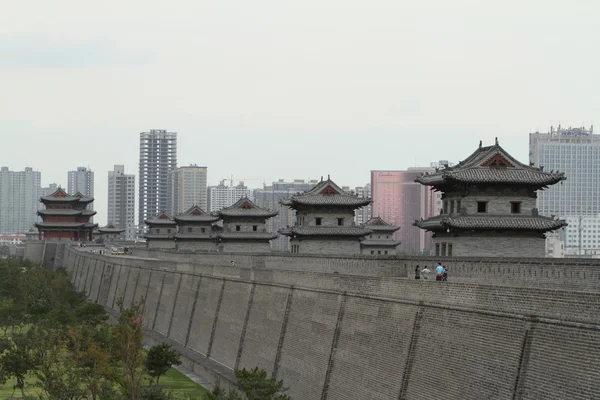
[2,0,599,225]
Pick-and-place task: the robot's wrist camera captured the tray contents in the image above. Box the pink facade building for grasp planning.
[371,169,436,254]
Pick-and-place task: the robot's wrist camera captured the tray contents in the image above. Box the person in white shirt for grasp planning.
[421,266,431,279]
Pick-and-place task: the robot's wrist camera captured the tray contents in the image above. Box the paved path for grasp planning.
[174,364,215,391]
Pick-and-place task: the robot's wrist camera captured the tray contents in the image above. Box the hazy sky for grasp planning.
[2,0,599,225]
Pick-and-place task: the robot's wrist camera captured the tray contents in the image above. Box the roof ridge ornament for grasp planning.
[495,137,499,145]
[479,140,482,149]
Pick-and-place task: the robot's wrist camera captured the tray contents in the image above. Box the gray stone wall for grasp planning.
[361,245,396,255]
[296,208,356,227]
[147,240,176,250]
[434,232,545,258]
[177,241,217,252]
[221,241,272,253]
[292,238,361,255]
[64,247,600,400]
[223,218,268,233]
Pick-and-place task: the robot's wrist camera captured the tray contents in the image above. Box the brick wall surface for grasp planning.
[187,277,223,356]
[327,298,417,400]
[238,284,289,374]
[276,290,341,400]
[153,271,179,336]
[62,246,600,400]
[210,280,252,368]
[167,274,201,345]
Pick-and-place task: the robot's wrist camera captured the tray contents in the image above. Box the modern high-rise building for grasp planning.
[254,179,318,251]
[207,181,254,212]
[68,167,94,211]
[529,125,599,217]
[107,165,136,240]
[530,125,599,256]
[139,130,177,227]
[371,168,437,254]
[42,183,59,197]
[354,184,372,226]
[0,167,42,234]
[170,165,208,215]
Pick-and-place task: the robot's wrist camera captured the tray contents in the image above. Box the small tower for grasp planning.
[361,217,401,255]
[414,140,567,257]
[174,205,220,252]
[144,212,176,249]
[97,224,126,241]
[216,197,278,253]
[279,177,371,255]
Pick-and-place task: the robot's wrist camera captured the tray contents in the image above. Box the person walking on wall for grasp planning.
[442,265,448,282]
[435,262,444,281]
[422,266,431,279]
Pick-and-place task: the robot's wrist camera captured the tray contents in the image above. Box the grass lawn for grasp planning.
[0,367,207,399]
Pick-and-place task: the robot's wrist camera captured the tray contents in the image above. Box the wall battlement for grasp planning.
[62,246,600,400]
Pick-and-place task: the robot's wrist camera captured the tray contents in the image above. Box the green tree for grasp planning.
[203,368,291,400]
[113,297,146,400]
[0,245,10,257]
[0,332,34,397]
[146,343,181,384]
[234,368,291,400]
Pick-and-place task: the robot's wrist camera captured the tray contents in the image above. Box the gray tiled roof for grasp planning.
[145,212,176,226]
[280,178,371,208]
[280,226,371,237]
[218,232,278,240]
[37,209,83,216]
[36,222,87,228]
[98,225,125,233]
[414,215,567,232]
[363,217,400,232]
[415,141,565,187]
[174,215,220,223]
[219,197,278,218]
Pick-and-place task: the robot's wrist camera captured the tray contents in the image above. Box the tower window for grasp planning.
[477,201,488,213]
[511,202,522,214]
[236,225,241,231]
[316,217,322,226]
[337,218,344,226]
[253,225,258,231]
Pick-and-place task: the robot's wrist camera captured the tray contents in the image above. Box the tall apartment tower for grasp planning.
[170,165,208,215]
[107,165,136,240]
[0,167,42,234]
[139,130,177,227]
[207,181,254,212]
[68,167,94,210]
[530,125,599,256]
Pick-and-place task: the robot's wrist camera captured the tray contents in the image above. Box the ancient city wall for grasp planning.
[62,246,600,400]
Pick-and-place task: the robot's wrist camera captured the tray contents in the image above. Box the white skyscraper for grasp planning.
[68,167,94,211]
[530,126,599,256]
[170,165,208,215]
[207,181,254,212]
[354,184,372,226]
[139,130,177,226]
[0,167,42,234]
[107,165,136,240]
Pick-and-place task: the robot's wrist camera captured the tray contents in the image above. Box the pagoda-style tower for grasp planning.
[360,217,401,255]
[216,197,278,253]
[96,224,126,241]
[144,212,176,249]
[414,139,567,257]
[280,177,371,255]
[36,188,97,241]
[174,205,220,252]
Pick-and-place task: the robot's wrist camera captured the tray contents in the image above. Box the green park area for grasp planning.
[0,258,292,400]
